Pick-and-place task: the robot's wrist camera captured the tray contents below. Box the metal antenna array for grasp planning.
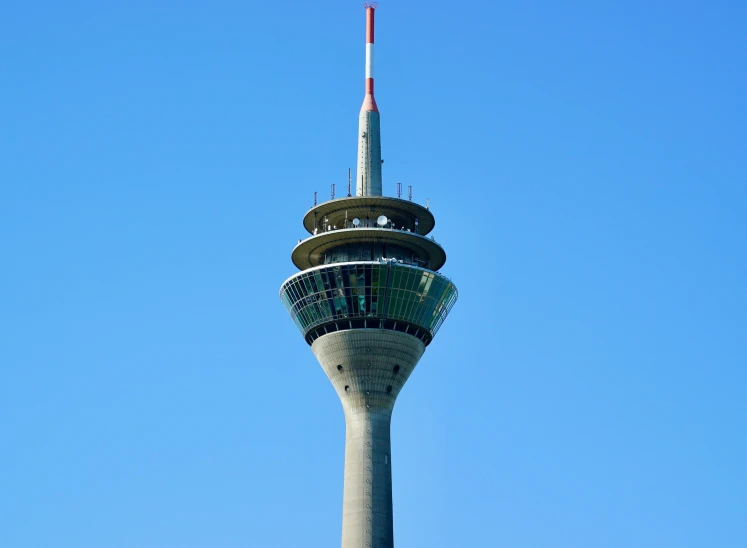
[348,168,352,197]
[331,184,336,200]
[397,182,402,199]
[408,185,413,201]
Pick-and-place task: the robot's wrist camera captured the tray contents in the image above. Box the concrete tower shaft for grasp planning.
[356,5,382,197]
[313,330,425,548]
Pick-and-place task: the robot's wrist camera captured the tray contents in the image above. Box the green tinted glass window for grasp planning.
[280,263,457,338]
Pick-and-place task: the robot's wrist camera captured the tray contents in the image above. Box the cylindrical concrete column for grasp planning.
[356,109,382,197]
[312,330,426,548]
[341,407,394,547]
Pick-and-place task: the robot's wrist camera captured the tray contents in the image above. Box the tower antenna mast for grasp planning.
[355,3,382,197]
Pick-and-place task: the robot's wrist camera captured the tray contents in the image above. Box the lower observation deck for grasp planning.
[280,261,458,345]
[291,227,447,271]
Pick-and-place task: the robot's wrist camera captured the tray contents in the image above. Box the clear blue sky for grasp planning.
[1,1,745,546]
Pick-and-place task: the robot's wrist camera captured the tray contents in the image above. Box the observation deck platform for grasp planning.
[280,261,458,346]
[303,196,435,235]
[291,226,447,271]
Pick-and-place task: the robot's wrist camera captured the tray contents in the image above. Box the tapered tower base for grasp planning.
[312,330,426,548]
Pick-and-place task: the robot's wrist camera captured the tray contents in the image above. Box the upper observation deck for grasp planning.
[303,196,435,235]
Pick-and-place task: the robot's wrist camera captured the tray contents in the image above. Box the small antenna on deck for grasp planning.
[331,183,335,200]
[314,191,317,206]
[408,186,413,201]
[397,182,402,199]
[348,169,352,197]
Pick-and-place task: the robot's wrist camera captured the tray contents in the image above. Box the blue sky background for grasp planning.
[1,1,746,546]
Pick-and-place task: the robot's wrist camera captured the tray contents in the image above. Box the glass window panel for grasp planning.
[397,269,409,291]
[397,290,410,320]
[389,292,403,319]
[314,271,325,292]
[423,274,434,295]
[422,298,437,326]
[314,301,327,322]
[404,291,418,320]
[324,293,335,317]
[417,272,428,294]
[313,302,325,323]
[348,271,358,291]
[398,270,409,291]
[399,291,411,320]
[327,270,336,290]
[297,308,307,327]
[304,302,316,322]
[318,296,332,318]
[394,291,407,321]
[298,306,309,326]
[391,268,402,288]
[411,296,425,325]
[307,275,318,294]
[408,271,419,291]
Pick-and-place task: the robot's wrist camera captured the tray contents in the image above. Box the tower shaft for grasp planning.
[342,408,393,546]
[313,330,425,548]
[356,110,382,197]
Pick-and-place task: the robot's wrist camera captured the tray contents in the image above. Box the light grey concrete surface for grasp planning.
[312,329,426,548]
[356,109,382,197]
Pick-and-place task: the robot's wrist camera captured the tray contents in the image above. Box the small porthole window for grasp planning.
[393,365,400,374]
[344,385,350,392]
[386,385,392,393]
[337,365,343,372]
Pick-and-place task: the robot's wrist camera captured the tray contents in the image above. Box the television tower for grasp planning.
[280,5,458,547]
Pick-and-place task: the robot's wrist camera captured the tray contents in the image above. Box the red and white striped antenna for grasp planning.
[356,3,382,196]
[362,3,378,112]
